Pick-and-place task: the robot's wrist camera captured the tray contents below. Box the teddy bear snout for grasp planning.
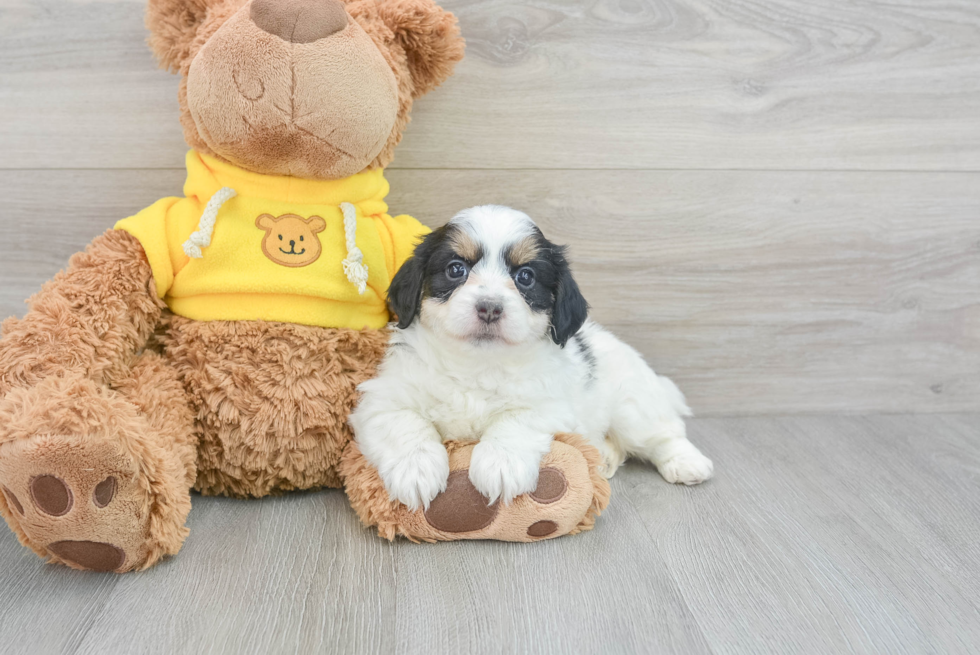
[250,0,348,44]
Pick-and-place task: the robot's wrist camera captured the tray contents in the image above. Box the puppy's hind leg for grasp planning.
[607,368,713,486]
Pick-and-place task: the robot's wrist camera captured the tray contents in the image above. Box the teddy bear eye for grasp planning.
[278,235,283,240]
[300,236,304,241]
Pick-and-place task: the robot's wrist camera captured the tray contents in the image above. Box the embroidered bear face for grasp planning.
[256,213,326,267]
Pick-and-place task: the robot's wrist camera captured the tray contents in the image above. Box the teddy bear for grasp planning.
[0,0,609,572]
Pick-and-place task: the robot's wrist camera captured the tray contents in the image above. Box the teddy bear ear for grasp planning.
[306,216,327,233]
[370,0,465,98]
[146,0,227,73]
[255,213,277,230]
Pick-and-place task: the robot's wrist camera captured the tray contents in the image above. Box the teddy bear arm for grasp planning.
[0,229,163,396]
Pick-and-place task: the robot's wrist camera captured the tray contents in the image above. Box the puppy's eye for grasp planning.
[300,235,304,241]
[446,261,468,280]
[515,267,535,288]
[278,235,283,240]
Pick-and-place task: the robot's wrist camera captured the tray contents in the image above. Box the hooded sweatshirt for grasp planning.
[115,151,428,330]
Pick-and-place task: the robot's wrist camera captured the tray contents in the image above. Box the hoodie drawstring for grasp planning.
[340,201,369,295]
[183,187,237,259]
[183,190,368,296]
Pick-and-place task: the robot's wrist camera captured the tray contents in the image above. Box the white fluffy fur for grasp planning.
[350,206,714,510]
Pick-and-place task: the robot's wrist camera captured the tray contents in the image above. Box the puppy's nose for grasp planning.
[251,0,348,44]
[476,300,503,324]
[289,240,296,247]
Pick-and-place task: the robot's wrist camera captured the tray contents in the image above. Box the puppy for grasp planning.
[349,205,713,510]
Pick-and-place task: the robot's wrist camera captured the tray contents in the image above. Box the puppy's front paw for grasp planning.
[468,441,542,505]
[658,452,714,486]
[379,442,450,511]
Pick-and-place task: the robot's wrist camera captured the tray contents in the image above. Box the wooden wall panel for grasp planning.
[1,0,979,171]
[2,169,976,416]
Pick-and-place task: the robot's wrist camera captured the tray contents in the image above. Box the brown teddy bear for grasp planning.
[0,0,609,572]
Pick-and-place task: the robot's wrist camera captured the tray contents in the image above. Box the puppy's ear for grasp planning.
[550,253,589,347]
[388,226,451,328]
[387,245,429,329]
[387,256,424,328]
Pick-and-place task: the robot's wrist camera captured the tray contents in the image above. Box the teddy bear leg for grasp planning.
[0,352,196,572]
[340,433,611,543]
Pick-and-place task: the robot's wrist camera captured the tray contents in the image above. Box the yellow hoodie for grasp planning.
[115,151,428,329]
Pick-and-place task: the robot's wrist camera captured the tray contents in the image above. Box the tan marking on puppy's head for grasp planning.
[505,235,541,268]
[256,213,326,267]
[448,228,481,262]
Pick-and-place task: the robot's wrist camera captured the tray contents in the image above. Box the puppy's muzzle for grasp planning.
[475,299,503,324]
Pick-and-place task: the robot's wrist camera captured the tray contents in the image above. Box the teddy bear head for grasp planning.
[147,0,464,179]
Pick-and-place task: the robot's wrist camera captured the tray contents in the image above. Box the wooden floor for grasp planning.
[0,413,976,655]
[1,0,979,653]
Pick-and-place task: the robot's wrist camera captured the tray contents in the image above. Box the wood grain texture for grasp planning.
[70,492,398,654]
[2,0,980,170]
[630,414,980,654]
[2,1,979,653]
[2,168,976,416]
[0,414,978,654]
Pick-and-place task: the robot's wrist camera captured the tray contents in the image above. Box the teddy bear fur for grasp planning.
[0,0,609,572]
[152,0,462,178]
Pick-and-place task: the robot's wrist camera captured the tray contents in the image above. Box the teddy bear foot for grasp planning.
[422,465,577,540]
[0,370,195,572]
[341,433,611,543]
[0,434,163,572]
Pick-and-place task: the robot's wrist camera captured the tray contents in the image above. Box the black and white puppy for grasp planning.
[349,205,713,510]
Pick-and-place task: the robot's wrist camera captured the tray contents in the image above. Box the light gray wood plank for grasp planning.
[383,169,980,417]
[2,168,976,416]
[0,0,186,170]
[0,414,977,654]
[71,490,397,655]
[0,532,120,655]
[0,169,184,317]
[2,0,980,171]
[618,414,980,655]
[390,497,710,654]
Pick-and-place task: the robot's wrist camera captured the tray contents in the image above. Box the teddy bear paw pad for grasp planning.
[0,435,152,572]
[420,463,585,541]
[526,520,558,537]
[47,541,126,572]
[423,470,499,533]
[529,467,567,504]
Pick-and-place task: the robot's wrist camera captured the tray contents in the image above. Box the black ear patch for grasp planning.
[509,231,590,347]
[387,225,463,328]
[549,253,589,347]
[387,253,426,329]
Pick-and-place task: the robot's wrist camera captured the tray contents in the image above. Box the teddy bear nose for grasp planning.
[250,0,348,44]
